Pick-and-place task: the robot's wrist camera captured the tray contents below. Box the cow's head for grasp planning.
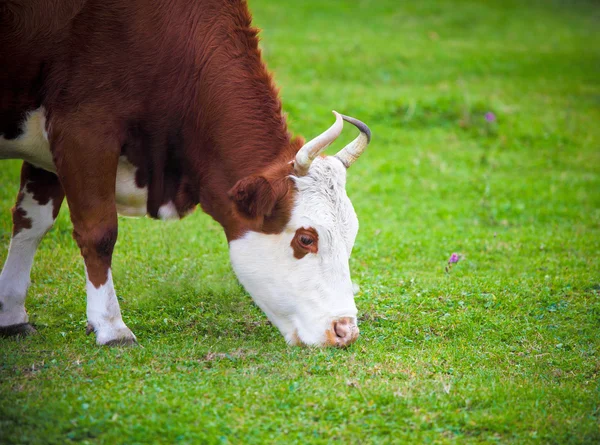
[228,112,370,347]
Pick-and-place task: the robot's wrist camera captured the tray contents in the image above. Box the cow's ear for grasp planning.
[228,175,277,219]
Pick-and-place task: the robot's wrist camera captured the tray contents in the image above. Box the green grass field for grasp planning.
[1,0,599,443]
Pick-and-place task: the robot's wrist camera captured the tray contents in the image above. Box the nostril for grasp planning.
[334,320,351,339]
[327,318,359,347]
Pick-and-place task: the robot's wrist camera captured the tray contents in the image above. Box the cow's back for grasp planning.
[1,0,244,138]
[1,0,263,219]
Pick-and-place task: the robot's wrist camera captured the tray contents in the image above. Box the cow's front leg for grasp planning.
[0,163,64,336]
[51,120,136,346]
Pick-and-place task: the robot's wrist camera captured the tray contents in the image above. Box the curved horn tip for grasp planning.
[293,110,345,176]
[341,114,372,143]
[331,110,343,125]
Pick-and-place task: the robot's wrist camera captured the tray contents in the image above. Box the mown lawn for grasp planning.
[1,0,599,443]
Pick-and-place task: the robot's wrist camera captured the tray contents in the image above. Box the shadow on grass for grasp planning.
[126,277,278,346]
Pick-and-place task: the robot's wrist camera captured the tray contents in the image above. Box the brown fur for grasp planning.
[11,194,31,236]
[11,163,65,236]
[1,0,303,287]
[23,164,65,220]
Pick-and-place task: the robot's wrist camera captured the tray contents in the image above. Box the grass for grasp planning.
[1,0,599,443]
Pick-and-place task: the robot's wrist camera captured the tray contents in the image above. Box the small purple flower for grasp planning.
[484,112,496,123]
[448,253,460,264]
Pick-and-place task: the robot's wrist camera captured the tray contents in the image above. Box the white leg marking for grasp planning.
[0,189,54,326]
[85,268,136,345]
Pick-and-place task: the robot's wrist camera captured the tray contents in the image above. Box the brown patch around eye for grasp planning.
[291,227,319,259]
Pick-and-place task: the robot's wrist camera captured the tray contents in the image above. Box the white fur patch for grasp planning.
[0,187,55,326]
[158,201,179,220]
[0,107,55,172]
[115,156,149,217]
[229,157,359,346]
[85,268,136,345]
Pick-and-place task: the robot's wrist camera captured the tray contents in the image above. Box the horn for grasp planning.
[294,111,343,176]
[334,114,372,168]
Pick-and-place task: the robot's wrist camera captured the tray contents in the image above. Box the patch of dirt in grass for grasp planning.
[200,349,258,362]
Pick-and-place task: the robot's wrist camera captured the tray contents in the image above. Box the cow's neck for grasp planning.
[182,46,298,241]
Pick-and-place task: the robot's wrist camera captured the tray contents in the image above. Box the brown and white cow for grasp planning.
[0,0,371,347]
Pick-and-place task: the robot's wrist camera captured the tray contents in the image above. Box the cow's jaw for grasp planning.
[228,157,360,347]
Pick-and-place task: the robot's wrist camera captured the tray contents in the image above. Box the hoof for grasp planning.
[87,322,137,346]
[103,337,138,347]
[0,323,37,338]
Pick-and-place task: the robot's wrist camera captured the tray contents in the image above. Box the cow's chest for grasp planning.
[0,108,163,218]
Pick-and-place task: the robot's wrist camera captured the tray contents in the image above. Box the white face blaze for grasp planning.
[229,157,359,346]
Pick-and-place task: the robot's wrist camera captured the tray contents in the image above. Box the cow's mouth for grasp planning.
[287,317,359,348]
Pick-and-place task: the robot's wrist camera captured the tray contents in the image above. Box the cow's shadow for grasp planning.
[124,272,277,346]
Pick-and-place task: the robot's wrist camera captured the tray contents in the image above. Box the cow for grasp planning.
[0,0,371,348]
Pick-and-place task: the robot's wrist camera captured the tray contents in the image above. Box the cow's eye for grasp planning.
[299,236,313,247]
[291,227,319,259]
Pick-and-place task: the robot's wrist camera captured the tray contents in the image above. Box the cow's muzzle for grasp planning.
[327,317,359,348]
